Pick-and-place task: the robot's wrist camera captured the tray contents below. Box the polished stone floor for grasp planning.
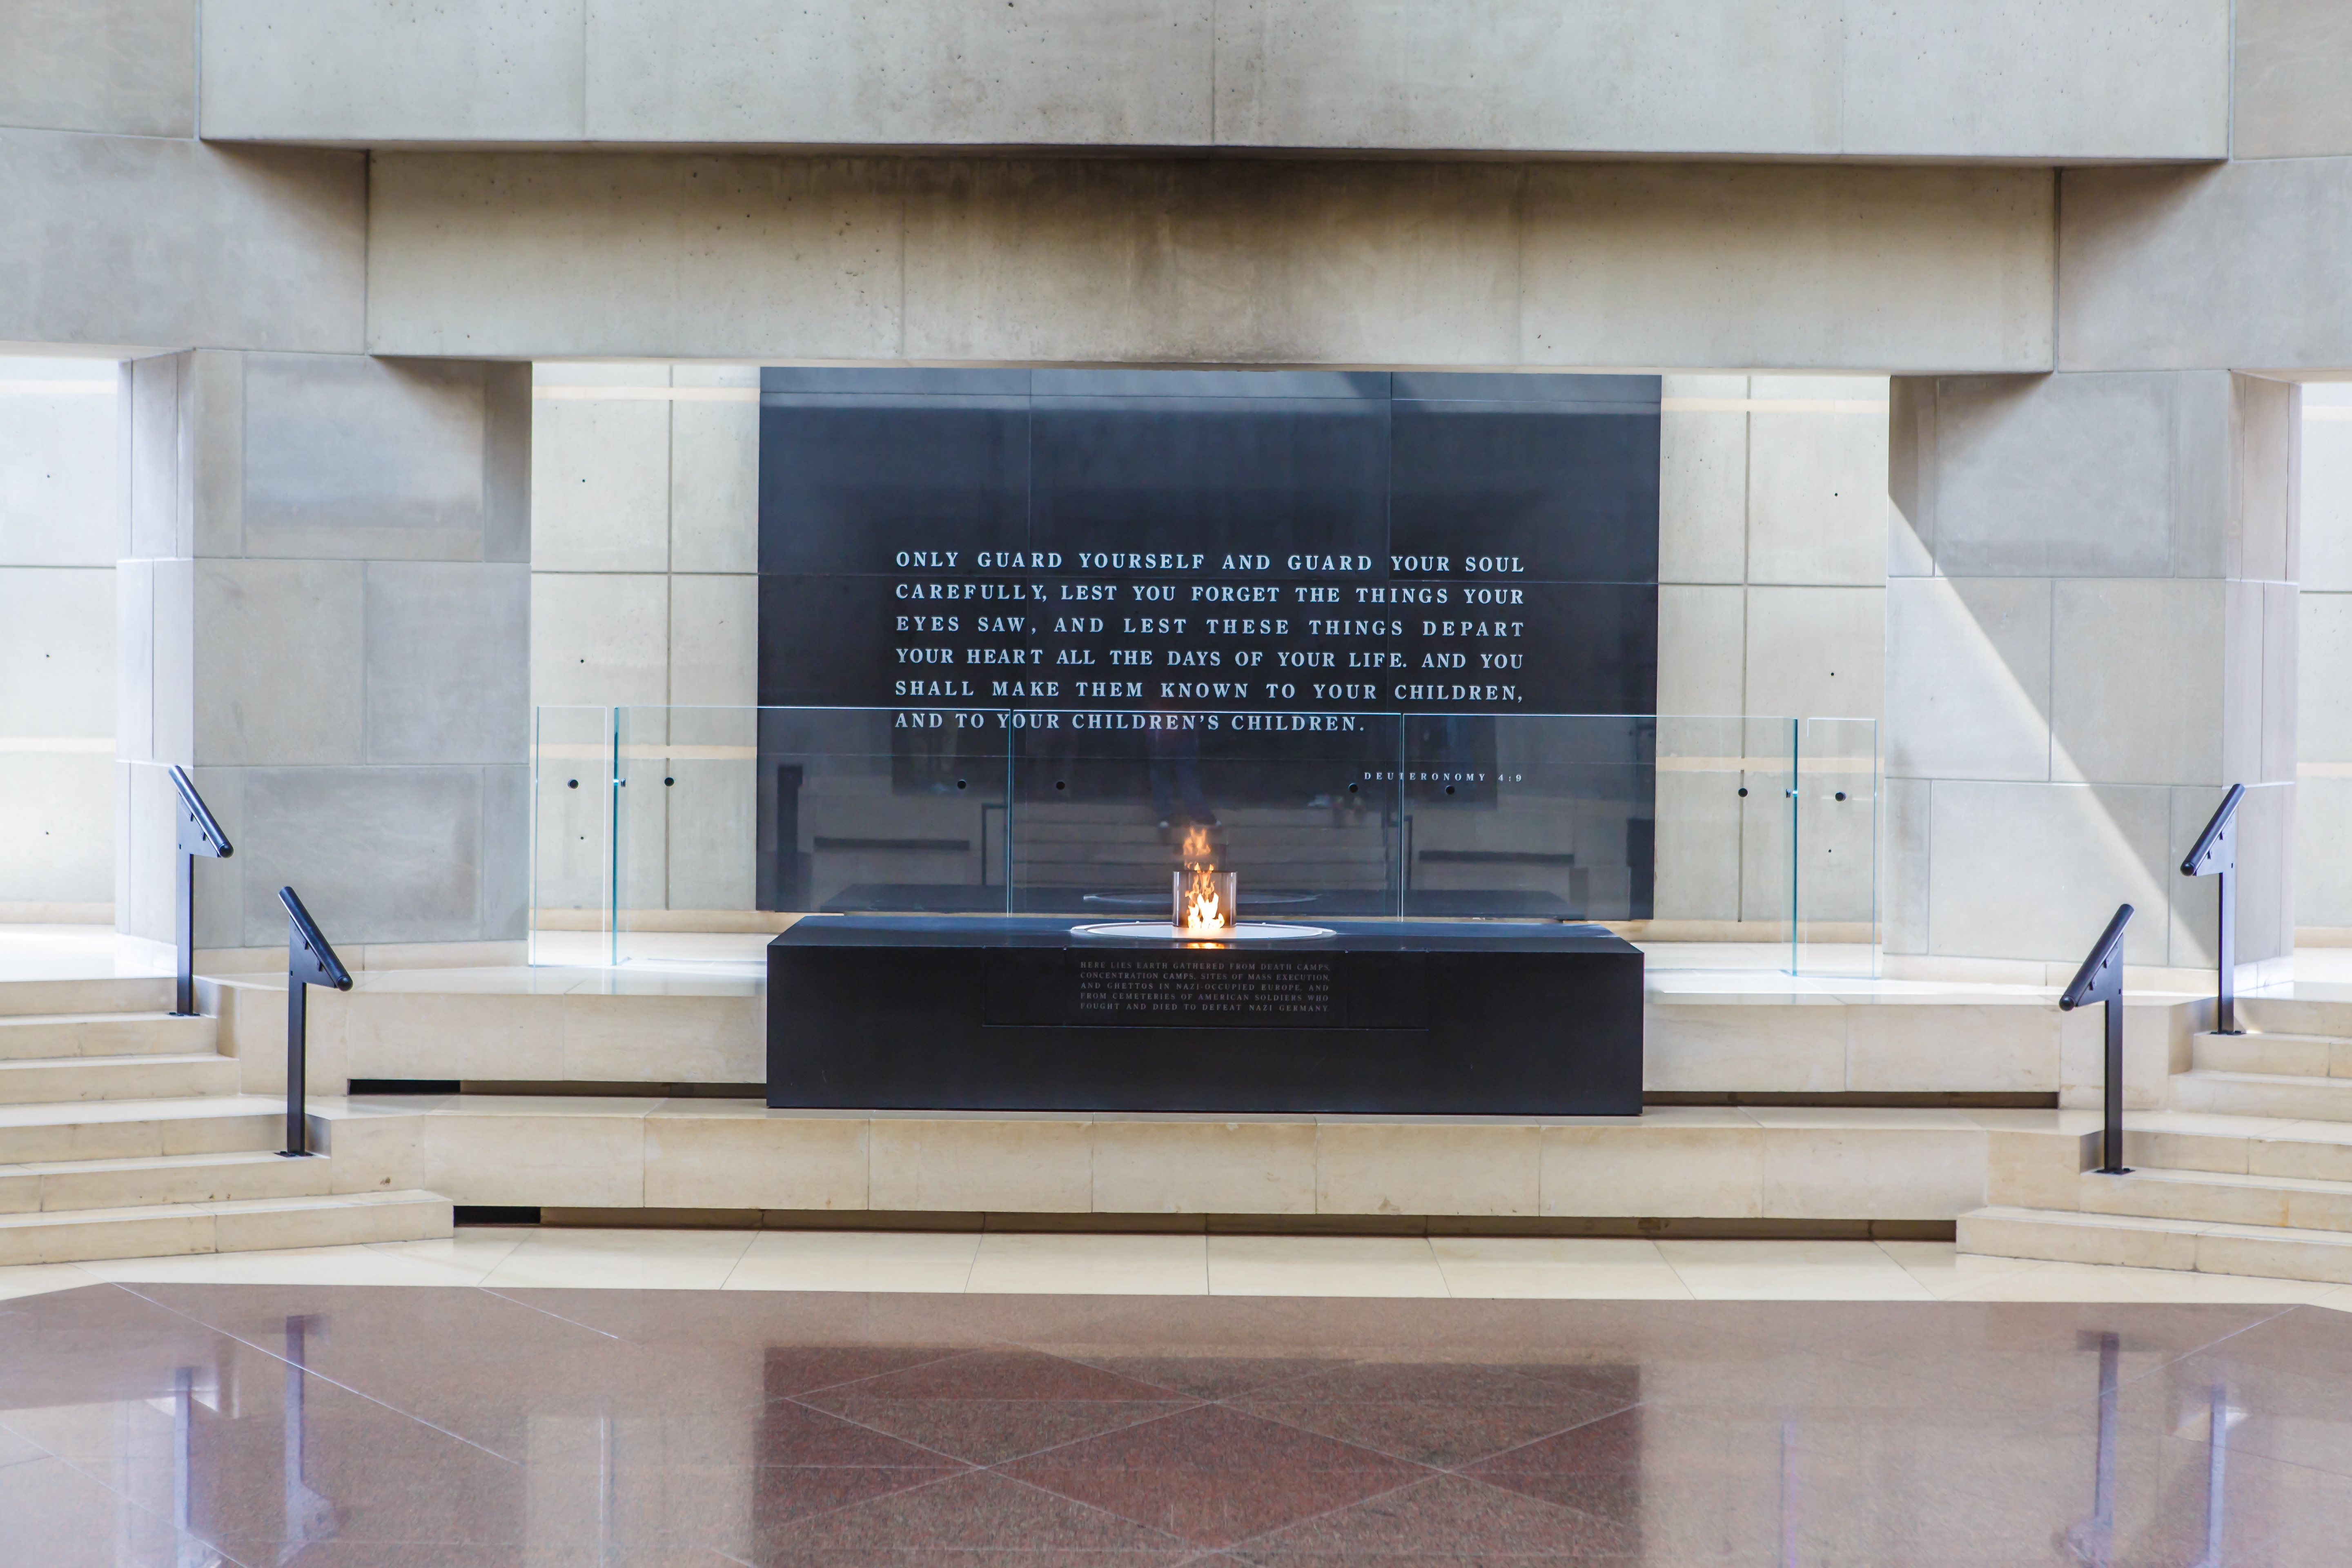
[7,1277,2352,1566]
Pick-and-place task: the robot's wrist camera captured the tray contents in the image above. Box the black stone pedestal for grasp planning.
[766,915,1643,1115]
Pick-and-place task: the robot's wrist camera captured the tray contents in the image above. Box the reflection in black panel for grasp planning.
[1030,397,1388,567]
[1390,403,1660,582]
[759,394,1030,575]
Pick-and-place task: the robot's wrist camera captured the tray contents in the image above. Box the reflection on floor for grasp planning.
[6,1272,2350,1565]
[6,1229,2352,1307]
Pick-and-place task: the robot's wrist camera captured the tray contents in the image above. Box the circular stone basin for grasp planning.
[1069,921,1337,942]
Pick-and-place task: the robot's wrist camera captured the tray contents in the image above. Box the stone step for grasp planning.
[0,1096,285,1164]
[2076,1164,2352,1231]
[0,1189,452,1266]
[2193,1031,2352,1077]
[1958,1204,2352,1285]
[0,1012,216,1061]
[0,977,176,1018]
[2170,1069,2352,1123]
[2121,1116,2352,1184]
[0,1052,241,1105]
[2236,998,2352,1039]
[0,1149,348,1213]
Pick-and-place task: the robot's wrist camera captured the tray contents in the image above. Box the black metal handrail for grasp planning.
[2181,783,2245,1035]
[2059,902,2134,1176]
[166,765,232,1018]
[278,886,351,1158]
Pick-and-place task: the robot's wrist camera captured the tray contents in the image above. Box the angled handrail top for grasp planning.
[167,763,234,859]
[2180,782,2245,878]
[2060,903,2134,1011]
[278,886,353,991]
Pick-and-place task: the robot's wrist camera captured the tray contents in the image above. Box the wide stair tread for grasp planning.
[0,1051,239,1103]
[0,1011,217,1060]
[1959,1204,2352,1285]
[0,1189,452,1266]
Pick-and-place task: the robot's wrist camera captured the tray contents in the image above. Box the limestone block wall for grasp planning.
[196,0,2228,162]
[0,359,117,915]
[528,364,760,917]
[1655,375,1888,930]
[117,351,534,956]
[2298,385,2352,932]
[1884,372,2301,978]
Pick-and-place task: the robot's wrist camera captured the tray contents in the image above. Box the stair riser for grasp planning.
[0,980,175,1018]
[2169,1077,2352,1123]
[0,1114,281,1165]
[2238,1000,2352,1038]
[2124,1129,2352,1184]
[2193,1036,2352,1078]
[2079,1176,2352,1232]
[0,1059,240,1105]
[0,1198,450,1266]
[0,1018,217,1062]
[1959,1212,2352,1285]
[7,1159,337,1214]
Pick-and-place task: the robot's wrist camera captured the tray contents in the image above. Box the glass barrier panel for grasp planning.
[1399,714,1649,920]
[610,706,772,965]
[1007,710,1402,920]
[530,705,612,966]
[1645,715,1799,966]
[1796,715,1880,976]
[756,705,1011,918]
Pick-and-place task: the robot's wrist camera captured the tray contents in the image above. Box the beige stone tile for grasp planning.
[0,1170,40,1215]
[337,989,564,1082]
[1207,1235,1450,1298]
[2077,1172,2287,1228]
[644,1106,868,1211]
[0,1260,104,1300]
[481,1227,755,1291]
[1539,1122,1763,1218]
[1959,1212,2203,1272]
[1985,1127,2092,1209]
[314,1109,428,1194]
[207,1195,445,1253]
[726,1228,978,1293]
[82,1233,511,1287]
[418,1100,653,1207]
[2249,1130,2352,1183]
[1844,1002,2061,1093]
[1656,1240,1936,1301]
[1090,1116,1314,1216]
[561,992,763,1083]
[1760,1124,1986,1220]
[1432,1237,1688,1300]
[1430,1236,1667,1266]
[1877,1240,2043,1300]
[1643,1000,1845,1094]
[2194,1230,2352,1287]
[2284,1187,2352,1232]
[1314,1120,1539,1216]
[868,1116,1092,1213]
[1949,1260,2340,1305]
[0,1210,213,1266]
[965,1232,1208,1296]
[2122,1127,2250,1175]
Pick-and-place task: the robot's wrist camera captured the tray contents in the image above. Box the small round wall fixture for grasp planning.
[1071,921,1336,942]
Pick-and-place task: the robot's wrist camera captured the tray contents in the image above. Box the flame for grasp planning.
[1176,826,1230,934]
[1183,882,1225,933]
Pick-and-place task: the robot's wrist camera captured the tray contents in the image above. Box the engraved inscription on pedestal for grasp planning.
[1072,953,1337,1027]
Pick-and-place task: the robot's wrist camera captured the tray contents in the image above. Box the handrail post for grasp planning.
[2181,783,2245,1035]
[277,886,352,1158]
[2060,903,2135,1177]
[166,766,233,1018]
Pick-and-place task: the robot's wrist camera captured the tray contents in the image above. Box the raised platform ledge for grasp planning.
[327,1096,2088,1225]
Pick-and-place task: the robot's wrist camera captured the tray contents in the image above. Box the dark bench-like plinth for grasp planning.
[767,914,1642,1115]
